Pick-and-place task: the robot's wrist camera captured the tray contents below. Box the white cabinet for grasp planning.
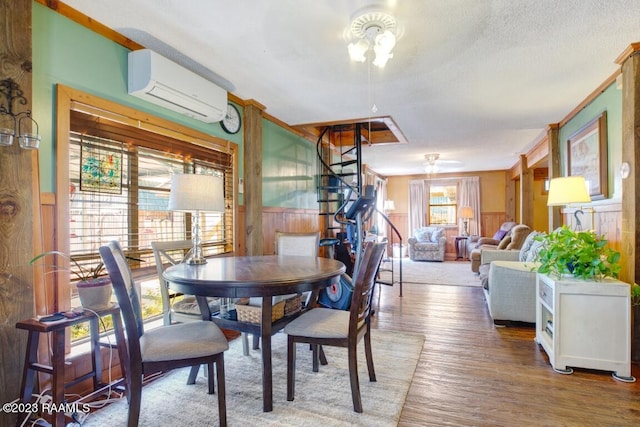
[535,273,634,381]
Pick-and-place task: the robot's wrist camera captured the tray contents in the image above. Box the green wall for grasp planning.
[32,2,318,210]
[262,119,318,208]
[558,82,623,200]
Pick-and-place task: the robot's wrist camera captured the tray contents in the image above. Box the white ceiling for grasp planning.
[62,0,640,176]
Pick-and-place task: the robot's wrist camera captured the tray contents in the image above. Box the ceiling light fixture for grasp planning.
[424,153,440,174]
[347,8,398,68]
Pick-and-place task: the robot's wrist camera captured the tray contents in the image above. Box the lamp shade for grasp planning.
[168,174,225,212]
[546,176,591,206]
[383,200,395,211]
[459,206,473,219]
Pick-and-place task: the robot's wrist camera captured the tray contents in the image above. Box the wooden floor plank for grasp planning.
[371,268,640,426]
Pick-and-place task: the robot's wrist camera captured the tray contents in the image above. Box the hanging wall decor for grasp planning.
[80,140,123,194]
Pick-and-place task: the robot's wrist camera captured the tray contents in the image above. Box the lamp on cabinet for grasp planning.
[546,176,591,231]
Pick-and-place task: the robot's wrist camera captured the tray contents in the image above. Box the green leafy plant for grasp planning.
[30,250,107,282]
[30,250,142,282]
[533,225,621,281]
[631,283,640,307]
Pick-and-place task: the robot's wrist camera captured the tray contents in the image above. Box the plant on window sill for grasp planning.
[30,250,141,282]
[533,225,621,281]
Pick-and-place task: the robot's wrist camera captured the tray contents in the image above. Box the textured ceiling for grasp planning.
[61,0,640,176]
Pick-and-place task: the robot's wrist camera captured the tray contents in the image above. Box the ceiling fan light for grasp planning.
[348,39,370,62]
[375,30,396,52]
[372,50,392,68]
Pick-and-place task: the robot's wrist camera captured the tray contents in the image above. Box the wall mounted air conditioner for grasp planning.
[128,49,227,123]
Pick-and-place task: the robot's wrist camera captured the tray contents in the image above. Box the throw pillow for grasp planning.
[431,228,444,243]
[492,229,508,241]
[525,237,546,263]
[519,231,543,262]
[415,229,431,242]
[497,235,511,250]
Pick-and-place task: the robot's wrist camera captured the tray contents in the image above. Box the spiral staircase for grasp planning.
[315,123,403,296]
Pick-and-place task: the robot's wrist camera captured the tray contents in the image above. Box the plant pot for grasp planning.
[77,277,113,311]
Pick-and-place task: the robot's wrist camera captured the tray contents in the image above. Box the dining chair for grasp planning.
[284,240,386,413]
[100,240,229,427]
[244,231,322,353]
[152,239,252,356]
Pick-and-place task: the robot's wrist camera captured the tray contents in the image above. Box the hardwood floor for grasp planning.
[371,265,640,426]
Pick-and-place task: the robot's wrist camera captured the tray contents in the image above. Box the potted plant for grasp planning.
[30,251,113,311]
[533,225,621,281]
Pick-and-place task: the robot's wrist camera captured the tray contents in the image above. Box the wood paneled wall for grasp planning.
[235,205,320,256]
[563,203,622,253]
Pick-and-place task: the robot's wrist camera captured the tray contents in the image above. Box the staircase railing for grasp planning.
[315,124,403,296]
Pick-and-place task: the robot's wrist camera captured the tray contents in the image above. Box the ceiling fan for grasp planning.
[423,153,462,174]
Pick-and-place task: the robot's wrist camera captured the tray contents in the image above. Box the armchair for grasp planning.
[466,221,516,255]
[470,224,531,273]
[408,226,446,261]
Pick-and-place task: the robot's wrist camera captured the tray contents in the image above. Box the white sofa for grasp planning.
[477,231,545,324]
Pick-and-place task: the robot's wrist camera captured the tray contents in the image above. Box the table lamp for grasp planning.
[459,206,473,236]
[383,200,395,214]
[546,176,591,230]
[168,173,224,264]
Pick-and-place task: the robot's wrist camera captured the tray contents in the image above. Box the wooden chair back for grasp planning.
[349,241,386,336]
[275,231,320,257]
[151,239,193,325]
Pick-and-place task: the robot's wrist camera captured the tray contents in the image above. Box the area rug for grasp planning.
[378,258,480,287]
[83,329,425,426]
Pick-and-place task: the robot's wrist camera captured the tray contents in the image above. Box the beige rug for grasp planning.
[378,258,480,287]
[82,329,425,426]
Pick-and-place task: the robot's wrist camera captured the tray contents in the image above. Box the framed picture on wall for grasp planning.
[566,111,608,200]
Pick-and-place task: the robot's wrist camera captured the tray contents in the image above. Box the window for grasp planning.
[57,97,235,341]
[428,183,457,225]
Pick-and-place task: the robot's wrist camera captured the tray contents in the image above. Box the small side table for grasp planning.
[15,305,128,427]
[454,236,469,260]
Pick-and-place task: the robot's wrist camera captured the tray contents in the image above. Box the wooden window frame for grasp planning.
[49,85,238,314]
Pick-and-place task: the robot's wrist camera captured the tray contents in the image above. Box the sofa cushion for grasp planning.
[413,242,440,252]
[497,235,511,249]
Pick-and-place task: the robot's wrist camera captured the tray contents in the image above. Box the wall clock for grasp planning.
[220,103,241,134]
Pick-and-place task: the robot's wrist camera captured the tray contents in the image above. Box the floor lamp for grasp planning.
[546,176,591,231]
[168,173,225,264]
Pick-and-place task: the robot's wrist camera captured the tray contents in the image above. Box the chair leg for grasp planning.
[242,332,249,356]
[364,328,376,382]
[348,345,363,413]
[252,333,260,350]
[287,336,296,401]
[207,362,215,394]
[216,355,227,427]
[319,345,328,366]
[127,373,143,427]
[312,344,319,372]
[187,364,200,385]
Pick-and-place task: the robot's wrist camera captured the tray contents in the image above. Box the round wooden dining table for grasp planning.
[163,255,346,412]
